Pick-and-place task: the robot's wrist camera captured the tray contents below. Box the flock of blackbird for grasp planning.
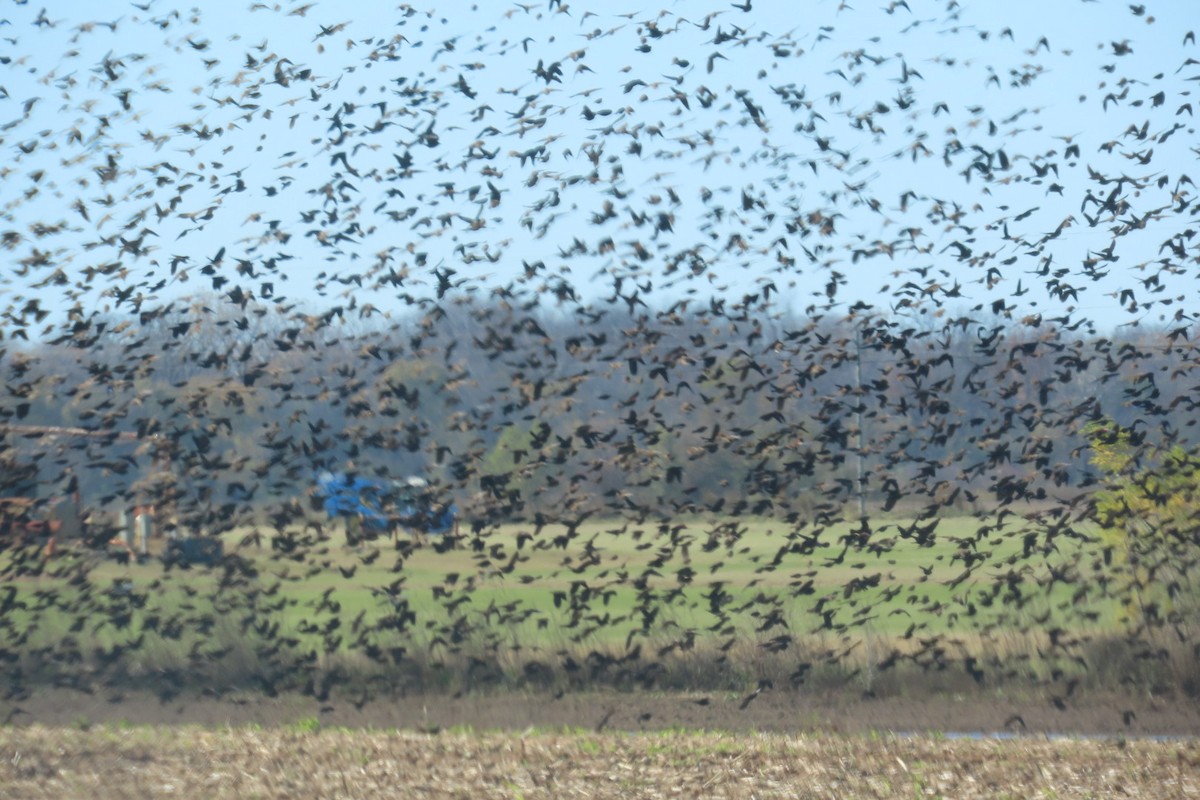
[0,0,1198,723]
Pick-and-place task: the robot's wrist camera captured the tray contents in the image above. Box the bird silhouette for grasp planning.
[0,0,1195,726]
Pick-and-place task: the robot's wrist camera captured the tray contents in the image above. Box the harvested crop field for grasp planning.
[1,723,1198,799]
[2,689,1200,799]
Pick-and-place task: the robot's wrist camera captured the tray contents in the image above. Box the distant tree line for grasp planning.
[1,295,1195,536]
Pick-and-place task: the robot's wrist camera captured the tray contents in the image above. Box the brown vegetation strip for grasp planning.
[0,725,1197,800]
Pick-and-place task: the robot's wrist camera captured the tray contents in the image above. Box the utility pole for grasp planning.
[854,324,867,522]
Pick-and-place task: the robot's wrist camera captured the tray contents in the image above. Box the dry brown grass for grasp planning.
[0,724,1196,799]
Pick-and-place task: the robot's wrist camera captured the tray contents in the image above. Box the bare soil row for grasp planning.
[6,686,1200,737]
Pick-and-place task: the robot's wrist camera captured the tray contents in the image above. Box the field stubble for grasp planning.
[0,722,1197,800]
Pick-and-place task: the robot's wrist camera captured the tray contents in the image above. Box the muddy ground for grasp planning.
[5,686,1199,737]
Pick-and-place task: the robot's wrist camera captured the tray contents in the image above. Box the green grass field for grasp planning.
[0,509,1148,699]
[83,515,1111,632]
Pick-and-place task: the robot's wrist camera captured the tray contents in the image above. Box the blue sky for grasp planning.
[1,0,1195,335]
